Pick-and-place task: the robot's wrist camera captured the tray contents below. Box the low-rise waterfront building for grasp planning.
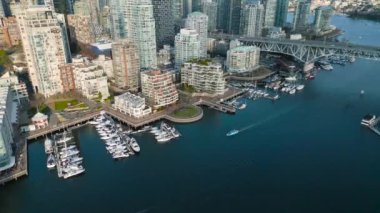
[141,69,178,108]
[226,46,261,73]
[181,60,226,96]
[0,86,15,172]
[31,112,48,130]
[114,92,152,118]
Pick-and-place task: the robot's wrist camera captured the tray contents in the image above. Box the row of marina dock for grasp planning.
[369,117,380,136]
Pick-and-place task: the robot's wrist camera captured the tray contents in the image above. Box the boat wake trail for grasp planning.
[238,105,300,133]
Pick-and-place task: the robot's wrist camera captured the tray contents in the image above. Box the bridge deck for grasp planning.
[210,33,380,62]
[211,33,380,52]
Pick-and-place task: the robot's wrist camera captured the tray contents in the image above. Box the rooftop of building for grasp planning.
[93,54,112,61]
[116,92,146,108]
[141,69,169,76]
[0,71,12,79]
[31,112,48,121]
[187,59,213,66]
[179,28,198,35]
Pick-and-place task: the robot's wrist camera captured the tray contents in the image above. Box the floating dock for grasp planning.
[369,117,380,136]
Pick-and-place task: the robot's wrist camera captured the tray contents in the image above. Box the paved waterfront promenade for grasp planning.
[0,138,28,185]
[27,111,101,140]
[27,88,245,141]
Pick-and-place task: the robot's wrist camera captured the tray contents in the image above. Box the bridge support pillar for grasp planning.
[303,62,315,72]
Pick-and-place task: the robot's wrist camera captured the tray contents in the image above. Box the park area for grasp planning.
[54,99,88,111]
[171,105,202,119]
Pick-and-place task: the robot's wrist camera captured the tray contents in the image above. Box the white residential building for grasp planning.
[17,6,71,97]
[181,61,226,95]
[226,46,261,73]
[72,61,110,99]
[175,28,201,67]
[185,12,208,58]
[0,87,15,172]
[126,0,157,69]
[114,92,152,118]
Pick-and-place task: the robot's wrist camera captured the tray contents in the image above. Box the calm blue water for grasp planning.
[288,13,380,46]
[1,16,380,213]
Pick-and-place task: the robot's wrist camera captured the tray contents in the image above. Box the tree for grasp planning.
[0,50,12,70]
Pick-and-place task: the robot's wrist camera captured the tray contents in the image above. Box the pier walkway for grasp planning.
[195,99,236,113]
[105,106,169,128]
[27,111,101,140]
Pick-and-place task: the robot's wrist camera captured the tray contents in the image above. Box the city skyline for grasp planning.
[2,4,380,212]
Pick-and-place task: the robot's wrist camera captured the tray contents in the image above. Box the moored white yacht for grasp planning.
[129,138,140,153]
[47,154,56,169]
[296,85,305,91]
[44,137,53,154]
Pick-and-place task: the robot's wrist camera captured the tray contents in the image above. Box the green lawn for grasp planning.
[54,99,79,111]
[172,106,200,118]
[77,103,88,108]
